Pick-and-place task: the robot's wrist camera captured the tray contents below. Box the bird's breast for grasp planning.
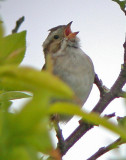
[52,48,95,105]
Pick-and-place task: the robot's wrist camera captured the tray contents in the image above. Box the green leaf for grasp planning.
[0,110,3,136]
[0,91,31,101]
[0,31,26,65]
[112,0,126,13]
[11,94,52,151]
[0,100,12,110]
[49,102,126,140]
[9,147,31,160]
[0,65,74,99]
[0,93,52,159]
[14,93,48,131]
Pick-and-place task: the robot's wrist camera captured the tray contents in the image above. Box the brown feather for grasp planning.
[48,25,65,32]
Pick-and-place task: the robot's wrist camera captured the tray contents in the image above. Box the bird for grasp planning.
[42,21,95,122]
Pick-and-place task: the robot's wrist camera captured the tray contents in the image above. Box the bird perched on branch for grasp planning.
[42,22,95,122]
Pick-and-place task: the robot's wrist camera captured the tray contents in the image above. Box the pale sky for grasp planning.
[0,0,126,159]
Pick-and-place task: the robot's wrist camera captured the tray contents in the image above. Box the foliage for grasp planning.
[0,21,74,160]
[49,102,126,140]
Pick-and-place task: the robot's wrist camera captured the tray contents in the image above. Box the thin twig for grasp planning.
[124,34,126,63]
[12,16,25,34]
[55,123,65,154]
[87,138,125,160]
[94,74,108,97]
[104,112,116,119]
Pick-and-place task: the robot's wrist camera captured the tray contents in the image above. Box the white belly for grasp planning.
[53,47,95,105]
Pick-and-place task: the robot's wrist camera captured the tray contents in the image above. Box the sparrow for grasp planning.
[42,22,95,122]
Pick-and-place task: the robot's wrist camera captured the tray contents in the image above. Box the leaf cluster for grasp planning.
[0,21,74,160]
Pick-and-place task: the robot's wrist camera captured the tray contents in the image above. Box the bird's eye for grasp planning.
[54,35,59,39]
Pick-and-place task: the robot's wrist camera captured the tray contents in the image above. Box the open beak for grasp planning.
[64,21,79,39]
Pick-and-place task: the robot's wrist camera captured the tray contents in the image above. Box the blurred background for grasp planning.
[0,0,126,159]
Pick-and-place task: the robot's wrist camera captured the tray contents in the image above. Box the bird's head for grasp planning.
[43,21,79,55]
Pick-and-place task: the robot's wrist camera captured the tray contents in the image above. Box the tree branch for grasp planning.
[103,112,115,119]
[94,74,108,97]
[12,16,25,34]
[87,138,125,160]
[55,123,65,154]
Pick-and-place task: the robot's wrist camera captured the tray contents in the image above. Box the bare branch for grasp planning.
[87,138,125,160]
[55,123,65,154]
[94,74,108,97]
[103,112,116,119]
[12,16,25,34]
[92,36,126,113]
[124,34,126,63]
